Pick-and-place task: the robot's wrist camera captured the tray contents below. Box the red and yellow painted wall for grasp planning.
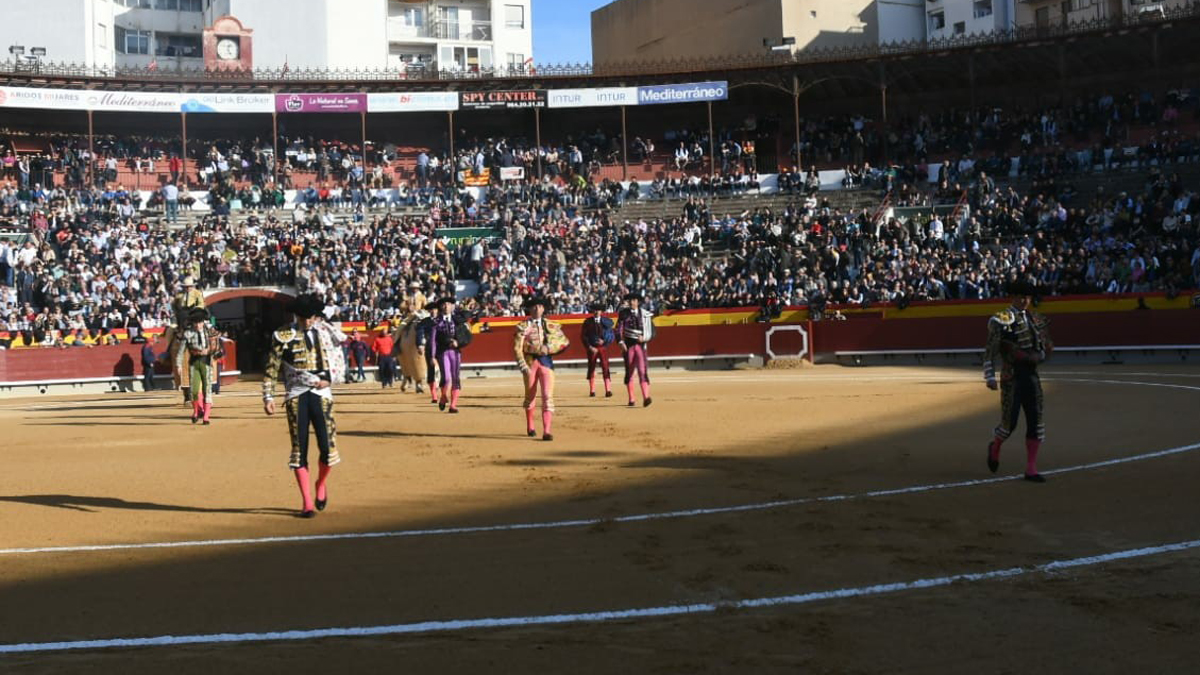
[1,293,1195,385]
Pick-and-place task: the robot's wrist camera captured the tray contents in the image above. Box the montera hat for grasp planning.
[285,293,325,319]
[1005,280,1038,297]
[623,291,643,301]
[523,296,550,310]
[588,302,607,311]
[187,307,210,323]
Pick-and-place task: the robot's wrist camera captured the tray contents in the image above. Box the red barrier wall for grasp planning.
[0,341,239,385]
[811,310,1200,354]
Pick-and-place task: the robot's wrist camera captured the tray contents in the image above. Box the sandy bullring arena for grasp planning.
[2,364,1199,673]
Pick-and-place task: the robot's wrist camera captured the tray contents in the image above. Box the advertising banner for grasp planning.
[275,93,368,113]
[499,166,525,181]
[367,91,459,112]
[547,87,638,109]
[436,226,504,249]
[0,86,88,111]
[459,90,546,110]
[637,81,728,106]
[462,168,491,186]
[180,93,274,113]
[85,90,182,113]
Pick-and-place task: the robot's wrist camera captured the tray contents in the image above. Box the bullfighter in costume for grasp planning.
[432,296,471,413]
[617,291,655,407]
[984,281,1053,482]
[170,275,205,403]
[514,297,569,440]
[181,307,221,425]
[419,301,440,404]
[263,294,347,518]
[581,302,615,398]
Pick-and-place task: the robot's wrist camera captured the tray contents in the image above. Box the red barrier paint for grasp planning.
[0,341,239,386]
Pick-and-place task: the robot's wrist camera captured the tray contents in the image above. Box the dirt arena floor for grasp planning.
[2,364,1199,674]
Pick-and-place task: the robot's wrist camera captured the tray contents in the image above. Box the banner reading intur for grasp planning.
[547,87,638,109]
[637,81,728,105]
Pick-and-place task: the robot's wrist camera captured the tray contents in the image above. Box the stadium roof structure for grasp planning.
[0,5,1198,105]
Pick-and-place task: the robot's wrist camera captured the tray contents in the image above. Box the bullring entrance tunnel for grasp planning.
[204,289,295,374]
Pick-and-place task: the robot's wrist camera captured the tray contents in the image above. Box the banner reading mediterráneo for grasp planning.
[636,81,728,105]
[459,90,547,110]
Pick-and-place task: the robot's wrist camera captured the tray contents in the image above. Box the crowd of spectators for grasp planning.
[3,86,1200,350]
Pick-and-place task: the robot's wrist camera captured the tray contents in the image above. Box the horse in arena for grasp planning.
[395,312,428,392]
[161,325,191,398]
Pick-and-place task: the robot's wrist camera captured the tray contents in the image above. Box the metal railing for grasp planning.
[385,18,492,42]
[0,2,1194,85]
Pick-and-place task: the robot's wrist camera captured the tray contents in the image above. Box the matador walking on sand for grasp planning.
[983,280,1053,483]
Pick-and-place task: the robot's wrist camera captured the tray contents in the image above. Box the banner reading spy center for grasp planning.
[637,81,728,106]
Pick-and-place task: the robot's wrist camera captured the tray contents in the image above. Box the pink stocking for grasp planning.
[989,436,1004,461]
[640,381,651,401]
[450,389,460,410]
[1025,438,1041,475]
[525,408,536,433]
[294,467,314,512]
[542,410,553,435]
[316,462,332,502]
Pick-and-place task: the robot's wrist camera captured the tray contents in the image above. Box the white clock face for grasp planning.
[216,38,239,60]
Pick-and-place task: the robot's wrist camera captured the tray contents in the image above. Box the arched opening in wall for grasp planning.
[206,290,294,373]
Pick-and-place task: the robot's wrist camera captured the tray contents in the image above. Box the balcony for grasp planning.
[386,18,492,42]
[431,19,492,42]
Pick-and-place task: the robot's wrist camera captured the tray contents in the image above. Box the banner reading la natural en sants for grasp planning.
[275,93,367,113]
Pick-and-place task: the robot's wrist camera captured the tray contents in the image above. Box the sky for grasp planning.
[531,0,611,65]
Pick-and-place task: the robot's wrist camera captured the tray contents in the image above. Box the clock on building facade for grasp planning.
[203,15,253,71]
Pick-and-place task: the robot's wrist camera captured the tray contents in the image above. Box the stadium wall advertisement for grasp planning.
[366,91,460,112]
[636,81,728,105]
[459,89,548,110]
[2,295,1196,386]
[547,87,639,109]
[275,93,368,113]
[0,81,728,113]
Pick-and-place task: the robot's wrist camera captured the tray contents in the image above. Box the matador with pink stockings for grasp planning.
[514,296,569,441]
[617,291,654,407]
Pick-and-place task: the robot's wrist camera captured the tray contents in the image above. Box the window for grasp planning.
[440,45,492,71]
[155,0,177,9]
[972,0,992,18]
[929,11,945,31]
[953,21,966,34]
[507,53,527,73]
[155,33,201,57]
[504,4,525,29]
[401,6,424,26]
[1069,0,1093,9]
[123,0,153,7]
[116,27,151,54]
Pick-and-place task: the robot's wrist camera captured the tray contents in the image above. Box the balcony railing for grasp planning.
[385,19,492,42]
[430,19,492,42]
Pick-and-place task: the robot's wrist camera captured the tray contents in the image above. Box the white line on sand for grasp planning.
[0,376,1194,558]
[1,537,1197,654]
